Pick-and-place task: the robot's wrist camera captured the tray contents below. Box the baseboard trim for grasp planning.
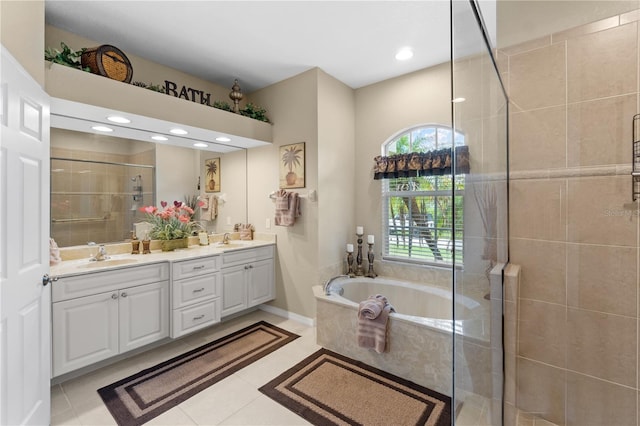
[258,304,315,327]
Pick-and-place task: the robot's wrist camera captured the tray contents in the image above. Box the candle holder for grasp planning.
[142,239,151,254]
[346,251,355,278]
[366,243,377,278]
[355,232,364,276]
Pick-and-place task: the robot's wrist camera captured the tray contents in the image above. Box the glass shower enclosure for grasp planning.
[451,1,509,425]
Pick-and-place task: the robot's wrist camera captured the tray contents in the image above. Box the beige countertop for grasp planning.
[51,237,275,277]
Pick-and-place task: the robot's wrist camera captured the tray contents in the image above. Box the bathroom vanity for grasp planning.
[50,241,275,378]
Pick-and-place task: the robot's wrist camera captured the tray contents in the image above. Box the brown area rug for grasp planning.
[259,348,452,426]
[98,321,299,426]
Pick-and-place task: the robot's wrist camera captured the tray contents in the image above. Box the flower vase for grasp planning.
[161,238,188,252]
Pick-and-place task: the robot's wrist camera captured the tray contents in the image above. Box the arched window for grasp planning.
[381,125,465,264]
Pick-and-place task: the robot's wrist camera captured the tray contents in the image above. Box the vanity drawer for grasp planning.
[172,299,221,338]
[53,262,169,302]
[172,255,220,280]
[221,245,274,268]
[173,272,220,309]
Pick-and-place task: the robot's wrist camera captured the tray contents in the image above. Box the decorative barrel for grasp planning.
[81,45,133,83]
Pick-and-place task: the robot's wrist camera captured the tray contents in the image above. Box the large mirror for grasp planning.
[50,120,249,248]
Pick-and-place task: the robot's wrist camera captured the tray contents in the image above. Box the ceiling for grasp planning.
[44,1,453,93]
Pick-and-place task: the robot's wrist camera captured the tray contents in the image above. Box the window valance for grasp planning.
[373,146,470,180]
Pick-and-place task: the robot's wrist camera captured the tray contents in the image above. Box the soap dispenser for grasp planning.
[131,231,140,254]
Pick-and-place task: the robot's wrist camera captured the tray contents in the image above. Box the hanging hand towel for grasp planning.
[356,295,395,353]
[275,190,301,227]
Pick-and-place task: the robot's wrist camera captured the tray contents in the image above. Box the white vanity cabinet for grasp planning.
[220,245,275,317]
[52,263,170,377]
[171,255,221,338]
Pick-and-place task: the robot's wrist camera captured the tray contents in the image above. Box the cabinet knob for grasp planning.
[111,293,118,300]
[120,292,127,298]
[244,265,249,270]
[249,265,253,269]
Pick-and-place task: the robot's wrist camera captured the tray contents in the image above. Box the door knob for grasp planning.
[42,274,58,286]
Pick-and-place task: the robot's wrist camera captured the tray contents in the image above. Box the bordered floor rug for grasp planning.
[259,348,452,426]
[98,320,299,426]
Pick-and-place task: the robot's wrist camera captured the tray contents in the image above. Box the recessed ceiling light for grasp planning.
[91,125,113,132]
[193,142,209,148]
[395,47,414,61]
[107,115,131,124]
[170,128,188,135]
[215,136,231,142]
[151,135,168,141]
[452,97,466,103]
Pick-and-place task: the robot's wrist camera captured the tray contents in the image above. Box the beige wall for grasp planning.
[317,70,356,278]
[1,0,45,85]
[46,25,231,105]
[198,149,248,233]
[248,69,319,319]
[354,63,451,263]
[156,144,199,206]
[500,8,640,425]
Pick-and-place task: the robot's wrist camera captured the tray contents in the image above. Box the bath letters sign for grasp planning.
[164,80,213,106]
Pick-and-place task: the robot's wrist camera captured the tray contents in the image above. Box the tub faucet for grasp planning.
[323,274,349,295]
[89,244,109,261]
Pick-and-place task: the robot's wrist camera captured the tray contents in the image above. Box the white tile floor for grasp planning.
[51,309,491,425]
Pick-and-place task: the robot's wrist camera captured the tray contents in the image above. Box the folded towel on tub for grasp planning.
[357,295,395,353]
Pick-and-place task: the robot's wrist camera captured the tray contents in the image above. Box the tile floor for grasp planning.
[51,309,491,425]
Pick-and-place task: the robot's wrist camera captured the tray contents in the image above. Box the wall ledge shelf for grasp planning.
[44,62,272,151]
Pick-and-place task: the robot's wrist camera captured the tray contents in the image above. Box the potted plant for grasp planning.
[281,145,303,186]
[44,42,90,71]
[206,160,218,191]
[139,201,195,251]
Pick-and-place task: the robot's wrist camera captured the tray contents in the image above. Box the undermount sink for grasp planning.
[79,258,139,268]
[216,241,252,248]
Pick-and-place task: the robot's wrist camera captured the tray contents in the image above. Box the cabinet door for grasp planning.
[52,292,119,377]
[248,258,275,307]
[119,281,169,353]
[221,265,248,317]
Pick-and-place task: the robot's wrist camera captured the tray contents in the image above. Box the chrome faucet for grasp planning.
[323,275,349,295]
[222,233,231,244]
[89,244,110,261]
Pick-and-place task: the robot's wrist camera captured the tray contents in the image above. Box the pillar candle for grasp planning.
[367,235,374,244]
[347,244,354,253]
[356,226,363,235]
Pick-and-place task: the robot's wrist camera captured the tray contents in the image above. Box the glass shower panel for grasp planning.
[451,1,508,425]
[51,158,155,247]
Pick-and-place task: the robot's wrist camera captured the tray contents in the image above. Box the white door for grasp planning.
[52,291,119,377]
[248,259,275,307]
[220,266,247,317]
[0,46,51,425]
[119,281,169,353]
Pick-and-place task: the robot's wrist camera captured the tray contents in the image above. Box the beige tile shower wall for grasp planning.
[503,10,640,426]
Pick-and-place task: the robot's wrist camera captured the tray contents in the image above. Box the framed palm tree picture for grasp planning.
[279,142,305,189]
[204,157,220,193]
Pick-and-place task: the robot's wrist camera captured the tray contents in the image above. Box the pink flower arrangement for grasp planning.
[139,201,195,240]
